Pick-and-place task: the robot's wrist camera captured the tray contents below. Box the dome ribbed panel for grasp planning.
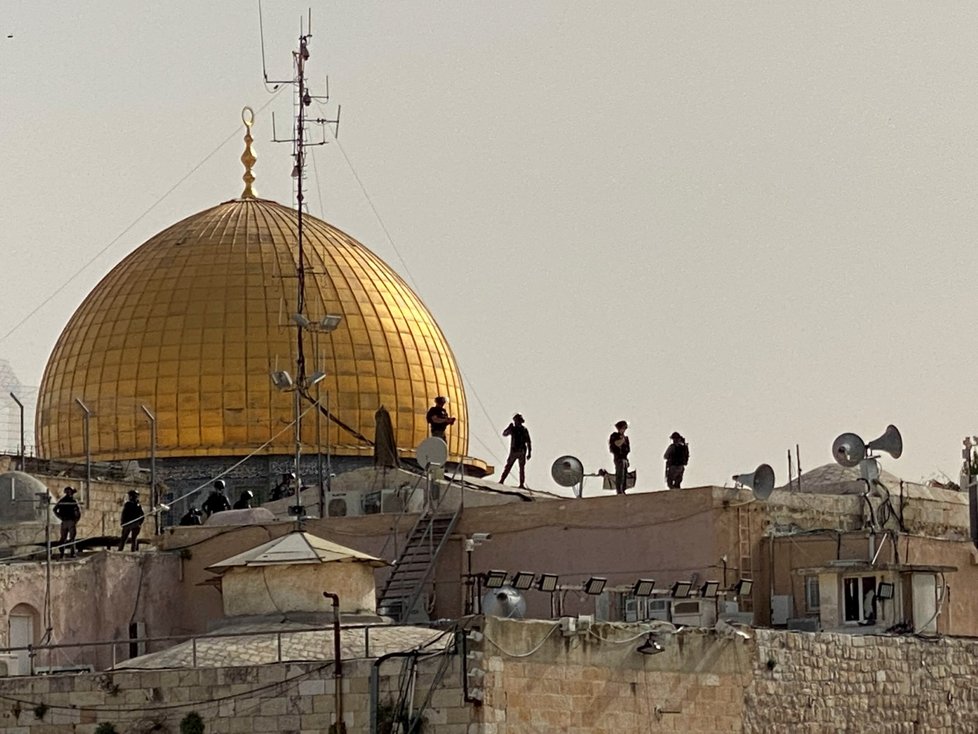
[36,199,469,463]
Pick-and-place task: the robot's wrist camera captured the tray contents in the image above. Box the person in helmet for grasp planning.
[118,490,144,551]
[270,472,295,501]
[232,490,254,510]
[202,479,231,517]
[179,505,203,526]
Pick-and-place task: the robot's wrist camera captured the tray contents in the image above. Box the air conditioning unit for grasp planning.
[0,654,20,677]
[381,489,405,513]
[326,493,361,518]
[361,491,382,515]
[624,596,671,622]
[671,598,717,627]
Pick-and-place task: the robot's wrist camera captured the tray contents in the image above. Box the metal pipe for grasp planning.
[370,650,418,734]
[9,392,24,471]
[323,592,343,732]
[141,406,158,533]
[74,398,91,506]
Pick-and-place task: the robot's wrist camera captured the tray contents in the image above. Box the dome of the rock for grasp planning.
[36,196,475,470]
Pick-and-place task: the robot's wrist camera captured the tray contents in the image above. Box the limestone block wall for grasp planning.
[0,657,470,734]
[748,629,978,733]
[476,618,752,733]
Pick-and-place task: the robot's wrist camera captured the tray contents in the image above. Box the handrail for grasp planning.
[0,621,433,673]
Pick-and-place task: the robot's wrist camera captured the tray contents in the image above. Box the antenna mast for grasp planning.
[263,9,340,510]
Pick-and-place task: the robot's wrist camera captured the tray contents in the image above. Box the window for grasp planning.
[804,576,820,613]
[843,575,878,624]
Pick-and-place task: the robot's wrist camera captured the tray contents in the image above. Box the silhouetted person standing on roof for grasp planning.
[202,479,231,518]
[119,490,144,551]
[609,421,631,495]
[426,396,455,440]
[499,414,532,488]
[54,486,81,559]
[664,432,689,489]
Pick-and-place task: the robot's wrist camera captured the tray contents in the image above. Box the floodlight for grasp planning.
[306,370,326,388]
[877,582,895,600]
[536,574,559,593]
[271,370,294,391]
[291,313,312,328]
[700,581,720,598]
[484,570,508,589]
[733,579,753,597]
[632,579,656,597]
[319,314,343,332]
[510,572,535,591]
[671,581,692,599]
[637,634,665,655]
[583,577,607,595]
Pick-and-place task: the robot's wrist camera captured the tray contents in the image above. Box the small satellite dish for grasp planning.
[731,464,776,501]
[832,432,866,468]
[866,424,902,460]
[416,436,448,469]
[551,455,585,497]
[481,586,526,619]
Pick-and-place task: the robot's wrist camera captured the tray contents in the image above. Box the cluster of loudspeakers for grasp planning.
[832,424,903,467]
[550,424,902,501]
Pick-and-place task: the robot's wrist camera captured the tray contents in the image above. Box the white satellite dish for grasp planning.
[551,455,585,498]
[731,464,776,501]
[416,436,448,468]
[481,586,526,619]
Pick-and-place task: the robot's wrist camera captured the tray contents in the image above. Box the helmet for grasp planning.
[242,490,254,499]
[214,479,226,490]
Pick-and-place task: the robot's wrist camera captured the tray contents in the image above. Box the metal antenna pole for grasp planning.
[74,398,92,506]
[141,406,158,533]
[9,392,24,471]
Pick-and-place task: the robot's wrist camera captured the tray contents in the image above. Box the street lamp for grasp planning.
[8,392,24,471]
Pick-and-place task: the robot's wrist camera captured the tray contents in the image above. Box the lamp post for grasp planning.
[9,392,24,471]
[74,398,91,506]
[141,405,158,533]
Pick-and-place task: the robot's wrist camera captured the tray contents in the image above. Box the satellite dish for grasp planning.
[551,455,585,497]
[416,437,448,469]
[832,432,866,468]
[481,586,526,619]
[866,424,902,459]
[731,464,776,501]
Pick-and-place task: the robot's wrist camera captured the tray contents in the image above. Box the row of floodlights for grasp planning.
[482,571,753,598]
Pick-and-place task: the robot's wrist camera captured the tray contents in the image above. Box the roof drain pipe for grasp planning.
[323,592,345,734]
[370,650,418,734]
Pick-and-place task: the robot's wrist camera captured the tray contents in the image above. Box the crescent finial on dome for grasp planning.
[240,106,257,198]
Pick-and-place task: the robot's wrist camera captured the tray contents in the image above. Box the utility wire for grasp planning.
[0,88,285,348]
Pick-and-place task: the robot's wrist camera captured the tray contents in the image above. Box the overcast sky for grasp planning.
[1,2,976,495]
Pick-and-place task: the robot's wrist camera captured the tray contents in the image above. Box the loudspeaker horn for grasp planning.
[551,455,585,488]
[731,463,776,501]
[832,432,866,468]
[866,424,902,460]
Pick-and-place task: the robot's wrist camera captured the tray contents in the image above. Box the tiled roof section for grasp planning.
[781,462,916,495]
[115,621,446,670]
[207,531,387,572]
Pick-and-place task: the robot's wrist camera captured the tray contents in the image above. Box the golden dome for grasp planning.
[37,197,476,468]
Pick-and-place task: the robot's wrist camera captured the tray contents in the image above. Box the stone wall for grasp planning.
[3,621,978,733]
[474,618,978,733]
[748,629,978,733]
[0,656,469,734]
